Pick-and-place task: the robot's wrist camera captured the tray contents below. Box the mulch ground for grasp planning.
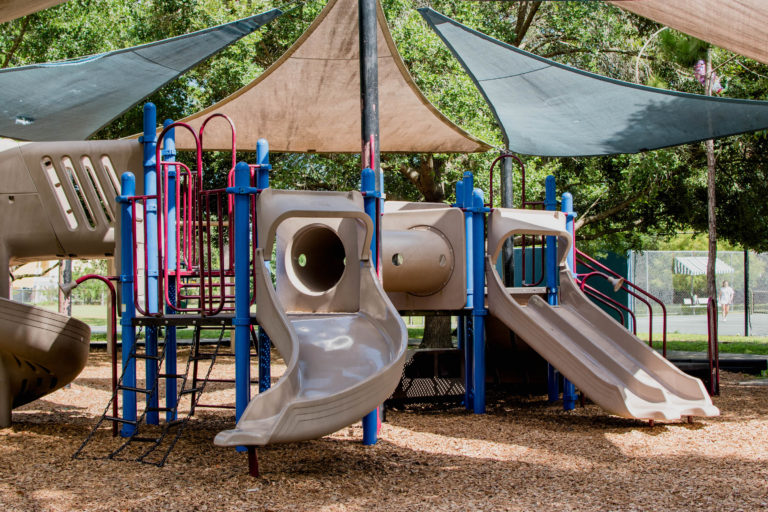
[1,350,767,511]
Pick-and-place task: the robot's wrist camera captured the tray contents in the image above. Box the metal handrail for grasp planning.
[576,249,667,356]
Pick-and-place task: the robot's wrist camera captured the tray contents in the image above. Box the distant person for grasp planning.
[718,281,735,321]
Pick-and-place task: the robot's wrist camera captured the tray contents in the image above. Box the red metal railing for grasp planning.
[576,249,668,357]
[707,297,720,395]
[126,113,261,317]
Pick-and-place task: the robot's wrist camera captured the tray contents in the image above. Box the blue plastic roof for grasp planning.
[0,9,282,141]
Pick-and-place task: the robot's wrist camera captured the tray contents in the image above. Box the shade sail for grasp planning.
[174,0,489,153]
[0,0,67,23]
[0,9,282,141]
[611,0,768,66]
[673,257,734,276]
[419,8,768,157]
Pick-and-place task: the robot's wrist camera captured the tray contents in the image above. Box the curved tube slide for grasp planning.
[486,208,719,420]
[215,190,407,445]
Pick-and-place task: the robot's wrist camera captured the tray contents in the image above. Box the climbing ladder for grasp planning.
[72,324,259,466]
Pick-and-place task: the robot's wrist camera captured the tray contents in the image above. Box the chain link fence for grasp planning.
[629,250,768,336]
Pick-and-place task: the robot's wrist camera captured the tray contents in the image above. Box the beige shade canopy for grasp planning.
[612,0,768,65]
[174,0,489,153]
[0,0,67,23]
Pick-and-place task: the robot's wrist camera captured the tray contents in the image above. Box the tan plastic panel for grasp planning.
[0,297,90,426]
[485,209,719,420]
[381,201,466,311]
[0,139,142,298]
[16,140,143,258]
[215,190,407,445]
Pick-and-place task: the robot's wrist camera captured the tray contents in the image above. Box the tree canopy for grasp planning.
[2,0,768,253]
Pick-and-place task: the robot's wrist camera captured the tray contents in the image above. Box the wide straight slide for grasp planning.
[486,208,719,421]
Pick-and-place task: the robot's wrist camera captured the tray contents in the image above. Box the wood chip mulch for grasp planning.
[1,350,767,511]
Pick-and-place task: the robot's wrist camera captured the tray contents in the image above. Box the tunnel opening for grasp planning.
[289,225,347,293]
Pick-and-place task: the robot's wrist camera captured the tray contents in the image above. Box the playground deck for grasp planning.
[1,351,766,512]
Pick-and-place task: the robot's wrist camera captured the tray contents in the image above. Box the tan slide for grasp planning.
[0,297,90,426]
[215,190,407,446]
[486,208,719,420]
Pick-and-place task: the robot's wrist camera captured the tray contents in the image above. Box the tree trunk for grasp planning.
[419,315,452,349]
[705,50,717,300]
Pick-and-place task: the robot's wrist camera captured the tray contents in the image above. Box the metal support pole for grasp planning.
[256,139,272,393]
[545,176,560,403]
[745,250,750,337]
[361,166,380,445]
[142,103,160,425]
[500,152,514,286]
[118,172,137,436]
[232,161,254,423]
[359,0,380,192]
[561,191,577,410]
[471,188,487,414]
[162,119,178,421]
[459,174,475,410]
[359,0,381,445]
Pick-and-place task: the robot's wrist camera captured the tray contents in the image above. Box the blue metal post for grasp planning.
[256,139,272,394]
[360,166,380,446]
[455,180,465,353]
[141,103,160,425]
[460,173,475,410]
[561,191,577,410]
[162,119,178,421]
[232,161,253,422]
[545,176,559,403]
[118,172,137,436]
[471,188,487,414]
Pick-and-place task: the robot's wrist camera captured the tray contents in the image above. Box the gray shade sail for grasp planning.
[174,0,489,153]
[419,8,768,157]
[0,9,282,141]
[673,257,734,276]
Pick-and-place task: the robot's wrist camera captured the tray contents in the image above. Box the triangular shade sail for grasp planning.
[673,257,734,276]
[174,0,488,153]
[420,8,768,157]
[611,0,768,66]
[0,0,66,23]
[0,9,282,141]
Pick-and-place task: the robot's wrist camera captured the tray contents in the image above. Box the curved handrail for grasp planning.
[580,282,638,334]
[486,153,523,208]
[576,249,667,357]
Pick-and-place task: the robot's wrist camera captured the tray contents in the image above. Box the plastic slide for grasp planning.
[486,208,719,420]
[0,297,90,427]
[215,190,407,446]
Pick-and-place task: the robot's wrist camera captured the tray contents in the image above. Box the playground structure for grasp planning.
[0,103,719,458]
[1,0,746,478]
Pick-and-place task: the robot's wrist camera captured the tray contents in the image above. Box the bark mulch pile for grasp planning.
[1,350,766,511]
